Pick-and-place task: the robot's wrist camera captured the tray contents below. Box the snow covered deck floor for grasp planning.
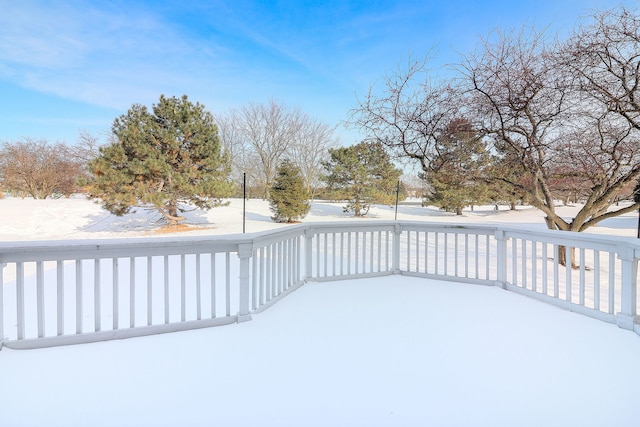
[2,276,639,427]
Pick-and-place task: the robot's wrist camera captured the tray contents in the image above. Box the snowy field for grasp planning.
[1,196,640,426]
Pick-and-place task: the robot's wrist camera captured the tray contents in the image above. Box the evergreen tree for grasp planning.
[269,159,310,223]
[322,141,402,216]
[85,95,234,225]
[486,141,530,210]
[424,118,491,215]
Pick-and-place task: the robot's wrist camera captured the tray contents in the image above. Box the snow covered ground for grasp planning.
[0,195,637,240]
[1,196,639,426]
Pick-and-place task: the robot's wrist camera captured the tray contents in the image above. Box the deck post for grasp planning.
[392,224,401,274]
[237,243,253,323]
[616,245,638,330]
[305,227,314,281]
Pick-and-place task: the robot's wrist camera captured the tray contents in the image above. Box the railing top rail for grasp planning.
[0,234,245,262]
[0,220,638,263]
[498,226,640,252]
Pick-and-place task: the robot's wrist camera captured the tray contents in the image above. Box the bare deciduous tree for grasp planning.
[0,139,84,198]
[460,27,569,229]
[236,100,304,198]
[461,17,640,234]
[349,57,462,173]
[217,110,261,197]
[219,100,339,199]
[65,130,103,166]
[286,119,339,199]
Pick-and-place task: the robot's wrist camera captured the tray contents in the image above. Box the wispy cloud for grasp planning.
[0,2,232,110]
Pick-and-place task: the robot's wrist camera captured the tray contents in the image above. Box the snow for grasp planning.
[1,196,639,426]
[0,195,636,240]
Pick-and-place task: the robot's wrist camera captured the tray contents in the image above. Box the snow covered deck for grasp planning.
[1,216,639,425]
[2,275,639,426]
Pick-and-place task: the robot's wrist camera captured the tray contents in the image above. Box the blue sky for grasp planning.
[0,0,635,146]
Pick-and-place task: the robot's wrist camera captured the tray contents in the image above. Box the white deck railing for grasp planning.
[1,221,638,349]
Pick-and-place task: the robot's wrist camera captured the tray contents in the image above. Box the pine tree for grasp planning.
[424,118,491,215]
[322,141,402,216]
[486,141,530,210]
[269,159,311,223]
[85,95,234,225]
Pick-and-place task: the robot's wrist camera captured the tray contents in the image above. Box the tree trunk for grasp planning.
[162,201,185,226]
[557,246,578,269]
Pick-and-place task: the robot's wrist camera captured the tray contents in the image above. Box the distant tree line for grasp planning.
[0,97,401,224]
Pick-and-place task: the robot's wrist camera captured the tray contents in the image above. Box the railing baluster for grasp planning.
[425,231,430,274]
[130,257,135,328]
[553,244,559,298]
[147,256,152,326]
[355,231,360,274]
[609,252,615,314]
[251,250,258,311]
[369,231,374,274]
[76,260,83,334]
[566,246,572,303]
[347,232,352,274]
[339,232,345,275]
[276,242,282,296]
[36,261,44,338]
[164,255,170,324]
[94,259,101,332]
[266,245,272,302]
[485,234,490,280]
[494,231,506,288]
[226,252,231,317]
[293,237,298,284]
[464,234,469,278]
[113,258,119,330]
[436,232,441,274]
[316,234,320,278]
[532,241,538,292]
[520,239,529,289]
[197,254,203,319]
[322,233,329,277]
[594,250,601,311]
[579,248,586,306]
[180,254,186,322]
[511,238,518,286]
[211,253,217,318]
[281,240,287,291]
[259,248,265,306]
[444,233,449,276]
[542,243,548,295]
[57,260,64,336]
[331,233,337,276]
[16,262,24,340]
[454,233,459,277]
[405,231,410,272]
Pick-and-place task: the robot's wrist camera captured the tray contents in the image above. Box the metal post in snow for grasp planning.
[243,172,246,234]
[634,181,640,238]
